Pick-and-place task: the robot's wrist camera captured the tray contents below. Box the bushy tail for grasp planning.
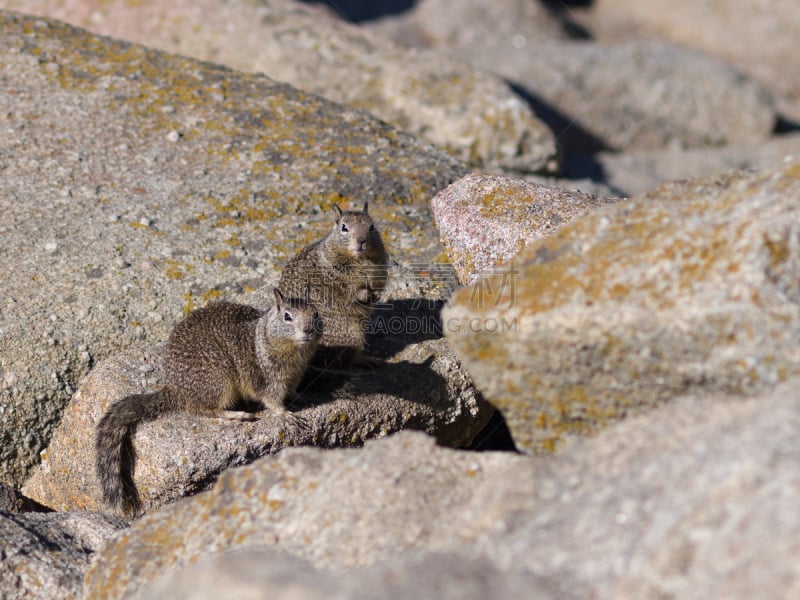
[95,391,170,515]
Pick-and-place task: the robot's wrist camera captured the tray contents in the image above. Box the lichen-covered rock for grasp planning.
[444,158,800,452]
[0,10,468,487]
[2,0,558,172]
[23,270,491,516]
[0,511,128,600]
[430,173,617,284]
[84,380,800,599]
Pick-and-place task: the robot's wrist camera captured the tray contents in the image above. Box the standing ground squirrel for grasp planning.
[95,289,321,515]
[278,202,389,368]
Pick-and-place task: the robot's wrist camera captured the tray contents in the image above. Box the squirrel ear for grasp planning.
[363,201,369,214]
[332,204,343,223]
[273,288,284,309]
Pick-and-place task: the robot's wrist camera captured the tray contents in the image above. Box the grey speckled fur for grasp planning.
[278,203,389,367]
[95,291,321,515]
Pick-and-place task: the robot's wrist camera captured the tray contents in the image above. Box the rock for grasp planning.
[3,0,558,172]
[0,10,468,487]
[565,132,800,197]
[577,0,800,122]
[431,173,617,284]
[368,0,570,50]
[137,548,573,600]
[0,510,128,600]
[22,270,491,516]
[441,39,775,155]
[0,483,50,513]
[443,158,800,452]
[84,379,800,599]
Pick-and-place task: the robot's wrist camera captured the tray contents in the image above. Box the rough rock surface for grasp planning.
[1,510,128,600]
[431,173,617,284]
[1,0,558,172]
[565,132,800,196]
[85,379,800,599]
[447,39,774,154]
[0,10,469,487]
[444,159,800,452]
[369,0,570,50]
[23,271,491,516]
[0,483,50,513]
[578,0,800,121]
[137,548,573,600]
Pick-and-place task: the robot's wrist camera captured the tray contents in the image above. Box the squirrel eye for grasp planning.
[283,311,292,322]
[341,223,348,233]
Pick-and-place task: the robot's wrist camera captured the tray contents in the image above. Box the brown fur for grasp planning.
[278,203,389,368]
[95,291,321,515]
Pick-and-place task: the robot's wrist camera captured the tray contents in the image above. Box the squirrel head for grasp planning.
[331,202,384,258]
[272,288,323,344]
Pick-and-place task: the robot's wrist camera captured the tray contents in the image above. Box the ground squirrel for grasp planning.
[278,202,389,368]
[95,289,321,515]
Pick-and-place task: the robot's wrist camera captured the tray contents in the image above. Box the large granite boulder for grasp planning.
[83,379,800,599]
[579,0,800,121]
[0,9,469,487]
[368,0,571,50]
[0,0,558,172]
[444,159,800,452]
[501,41,775,154]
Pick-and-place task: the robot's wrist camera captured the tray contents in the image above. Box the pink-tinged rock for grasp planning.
[431,173,617,284]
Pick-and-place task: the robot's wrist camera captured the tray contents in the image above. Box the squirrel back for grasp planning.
[95,290,321,514]
[278,203,389,362]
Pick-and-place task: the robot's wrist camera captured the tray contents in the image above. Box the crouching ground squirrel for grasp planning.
[278,202,389,368]
[95,289,321,515]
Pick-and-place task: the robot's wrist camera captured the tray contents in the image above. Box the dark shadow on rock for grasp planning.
[0,483,53,513]
[540,0,595,40]
[290,357,454,420]
[541,0,595,7]
[367,297,446,357]
[289,297,454,411]
[299,0,417,22]
[561,153,628,197]
[774,114,800,135]
[467,409,518,452]
[508,81,611,158]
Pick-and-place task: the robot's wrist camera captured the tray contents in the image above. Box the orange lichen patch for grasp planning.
[200,289,224,304]
[452,168,794,317]
[162,259,194,281]
[183,293,197,315]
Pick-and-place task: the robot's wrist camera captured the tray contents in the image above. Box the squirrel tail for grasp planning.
[95,390,172,515]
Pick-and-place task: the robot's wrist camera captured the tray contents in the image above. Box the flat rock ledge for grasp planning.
[23,287,491,516]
